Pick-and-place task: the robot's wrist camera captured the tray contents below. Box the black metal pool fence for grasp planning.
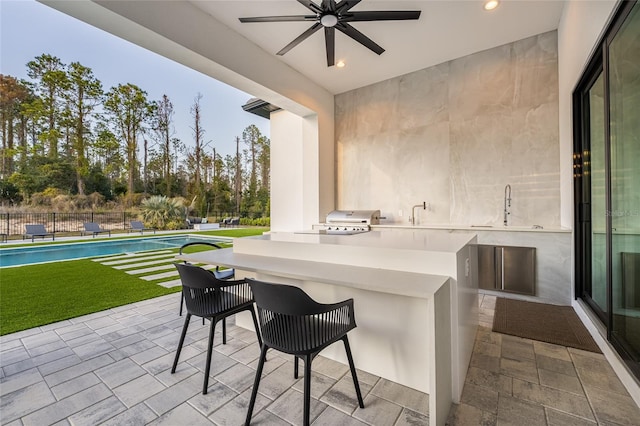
[0,212,134,236]
[0,211,238,236]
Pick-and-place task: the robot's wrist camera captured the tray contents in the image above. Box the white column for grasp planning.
[270,108,334,232]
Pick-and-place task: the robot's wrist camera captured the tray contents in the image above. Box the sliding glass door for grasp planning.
[609,2,640,373]
[589,72,608,318]
[574,0,639,379]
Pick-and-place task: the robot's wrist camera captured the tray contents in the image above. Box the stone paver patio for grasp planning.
[1,292,639,425]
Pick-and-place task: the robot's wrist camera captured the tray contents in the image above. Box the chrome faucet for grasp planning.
[410,202,427,226]
[504,184,512,226]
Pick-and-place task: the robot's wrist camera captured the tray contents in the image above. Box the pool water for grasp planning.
[0,235,227,267]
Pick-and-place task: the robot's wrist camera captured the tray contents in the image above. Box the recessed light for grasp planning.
[336,60,346,68]
[484,0,499,11]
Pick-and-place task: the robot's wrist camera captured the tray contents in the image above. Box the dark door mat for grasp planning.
[493,298,601,353]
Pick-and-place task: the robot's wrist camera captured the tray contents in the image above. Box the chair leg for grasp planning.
[249,307,263,348]
[179,293,184,316]
[245,345,268,426]
[343,336,365,408]
[172,313,191,373]
[222,317,227,344]
[294,356,299,379]
[303,354,312,426]
[203,317,217,394]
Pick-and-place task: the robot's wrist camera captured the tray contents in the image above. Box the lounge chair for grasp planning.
[82,222,111,238]
[128,221,156,234]
[23,224,55,242]
[229,217,240,227]
[185,217,203,229]
[220,217,231,227]
[0,233,7,243]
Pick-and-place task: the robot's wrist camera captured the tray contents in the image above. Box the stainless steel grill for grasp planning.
[323,210,381,234]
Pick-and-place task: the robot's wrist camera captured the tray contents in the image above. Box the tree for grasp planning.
[242,124,260,208]
[39,158,76,193]
[184,93,213,215]
[26,54,69,158]
[103,83,154,194]
[240,125,269,217]
[210,147,228,213]
[8,171,39,200]
[0,55,272,214]
[65,62,103,195]
[152,94,175,197]
[234,137,242,214]
[92,122,123,194]
[17,81,44,159]
[0,179,21,205]
[0,75,29,176]
[257,136,270,213]
[85,164,111,199]
[145,150,164,195]
[190,93,205,189]
[15,82,38,171]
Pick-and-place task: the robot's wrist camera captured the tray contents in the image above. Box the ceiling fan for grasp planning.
[239,0,421,67]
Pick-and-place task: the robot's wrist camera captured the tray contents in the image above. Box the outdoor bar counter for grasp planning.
[179,229,478,426]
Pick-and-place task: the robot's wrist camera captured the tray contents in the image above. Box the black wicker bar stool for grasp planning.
[172,263,262,394]
[245,279,365,426]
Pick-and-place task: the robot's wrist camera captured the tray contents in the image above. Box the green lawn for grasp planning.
[198,227,270,238]
[0,228,268,335]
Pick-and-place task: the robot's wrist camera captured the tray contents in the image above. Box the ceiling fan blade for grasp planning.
[324,26,335,66]
[239,15,316,23]
[344,10,422,22]
[336,22,384,55]
[277,22,322,56]
[322,0,337,12]
[297,0,323,14]
[336,0,361,13]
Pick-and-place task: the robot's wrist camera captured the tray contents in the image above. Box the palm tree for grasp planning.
[140,195,183,229]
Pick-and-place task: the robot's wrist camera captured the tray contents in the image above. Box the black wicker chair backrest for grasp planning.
[248,279,356,355]
[177,241,234,314]
[174,263,252,318]
[179,241,222,255]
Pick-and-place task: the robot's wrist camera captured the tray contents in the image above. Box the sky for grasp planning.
[0,0,270,159]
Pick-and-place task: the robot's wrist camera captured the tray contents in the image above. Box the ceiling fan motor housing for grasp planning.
[320,13,339,27]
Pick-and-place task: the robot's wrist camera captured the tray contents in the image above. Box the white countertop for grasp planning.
[371,224,572,233]
[178,248,450,299]
[259,228,477,253]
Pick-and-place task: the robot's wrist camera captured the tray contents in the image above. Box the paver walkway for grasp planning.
[92,250,215,288]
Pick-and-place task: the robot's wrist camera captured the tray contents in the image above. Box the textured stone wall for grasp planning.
[336,31,560,227]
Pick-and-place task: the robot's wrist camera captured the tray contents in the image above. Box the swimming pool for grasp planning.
[0,235,228,268]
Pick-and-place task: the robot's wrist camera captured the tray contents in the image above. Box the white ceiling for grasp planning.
[191,0,566,94]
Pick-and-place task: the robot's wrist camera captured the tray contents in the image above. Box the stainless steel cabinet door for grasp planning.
[502,246,536,295]
[477,245,536,295]
[478,245,497,290]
